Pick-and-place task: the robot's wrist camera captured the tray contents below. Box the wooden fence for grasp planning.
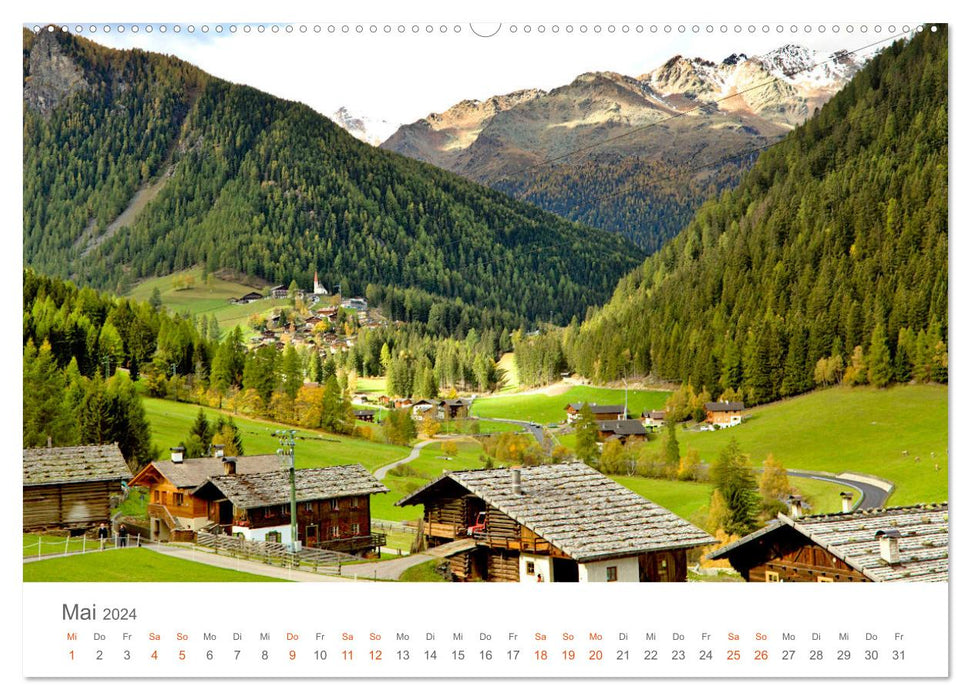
[194,532,361,576]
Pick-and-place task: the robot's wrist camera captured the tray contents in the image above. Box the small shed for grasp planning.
[23,444,132,530]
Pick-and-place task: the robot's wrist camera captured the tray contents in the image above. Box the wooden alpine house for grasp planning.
[23,443,132,531]
[127,449,282,542]
[192,464,389,555]
[397,462,715,583]
[708,503,949,582]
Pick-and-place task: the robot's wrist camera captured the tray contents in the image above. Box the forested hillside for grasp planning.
[568,27,947,403]
[23,28,640,329]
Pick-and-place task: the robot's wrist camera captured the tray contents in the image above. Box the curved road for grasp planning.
[786,469,890,510]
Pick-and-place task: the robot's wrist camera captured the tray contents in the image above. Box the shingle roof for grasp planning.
[131,454,282,490]
[642,410,666,420]
[709,504,949,582]
[193,464,389,509]
[597,419,647,436]
[23,444,131,486]
[705,401,745,412]
[397,462,715,562]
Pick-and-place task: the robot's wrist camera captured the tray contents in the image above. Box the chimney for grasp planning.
[213,444,225,459]
[876,529,902,565]
[511,466,523,496]
[223,457,237,476]
[787,495,803,519]
[170,446,185,464]
[840,492,854,513]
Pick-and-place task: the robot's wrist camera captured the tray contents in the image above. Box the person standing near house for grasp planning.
[536,573,544,583]
[118,523,128,548]
[97,522,109,550]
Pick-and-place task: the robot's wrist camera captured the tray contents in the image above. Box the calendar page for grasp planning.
[14,0,958,694]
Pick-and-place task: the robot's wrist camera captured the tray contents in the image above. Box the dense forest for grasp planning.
[552,27,948,403]
[23,28,641,328]
[494,153,754,253]
[23,268,525,461]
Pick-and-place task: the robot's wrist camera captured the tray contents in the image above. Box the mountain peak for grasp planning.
[329,106,398,146]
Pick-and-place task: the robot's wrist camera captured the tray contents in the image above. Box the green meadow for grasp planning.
[678,385,947,506]
[472,385,669,425]
[142,397,410,471]
[128,267,289,330]
[23,548,284,582]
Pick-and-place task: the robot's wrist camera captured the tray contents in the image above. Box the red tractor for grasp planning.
[467,512,486,537]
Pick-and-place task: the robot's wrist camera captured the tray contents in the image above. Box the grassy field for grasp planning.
[355,376,388,394]
[613,476,857,529]
[23,548,284,582]
[371,438,488,522]
[472,385,669,425]
[142,397,410,471]
[678,385,948,505]
[496,352,520,393]
[128,267,288,330]
[399,558,449,582]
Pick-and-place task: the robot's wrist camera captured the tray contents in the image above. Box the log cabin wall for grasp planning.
[485,506,520,540]
[487,549,520,582]
[243,495,371,541]
[23,481,114,529]
[747,545,869,582]
[637,549,688,582]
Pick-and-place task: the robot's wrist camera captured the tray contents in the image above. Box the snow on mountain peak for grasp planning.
[329,106,399,146]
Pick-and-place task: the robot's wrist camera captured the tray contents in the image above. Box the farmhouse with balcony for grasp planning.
[708,503,949,582]
[192,463,388,554]
[704,401,745,428]
[564,403,626,424]
[596,419,648,445]
[23,444,132,531]
[128,448,281,542]
[397,462,715,583]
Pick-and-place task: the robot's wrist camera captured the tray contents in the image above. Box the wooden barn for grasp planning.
[23,444,132,531]
[397,462,715,583]
[192,464,388,554]
[708,503,949,582]
[565,403,626,424]
[128,450,281,542]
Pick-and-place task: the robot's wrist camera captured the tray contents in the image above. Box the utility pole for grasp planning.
[275,429,299,552]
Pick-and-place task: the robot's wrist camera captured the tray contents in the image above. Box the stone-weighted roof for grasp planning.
[709,503,949,582]
[193,464,388,509]
[397,462,715,563]
[23,444,131,485]
[130,454,282,489]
